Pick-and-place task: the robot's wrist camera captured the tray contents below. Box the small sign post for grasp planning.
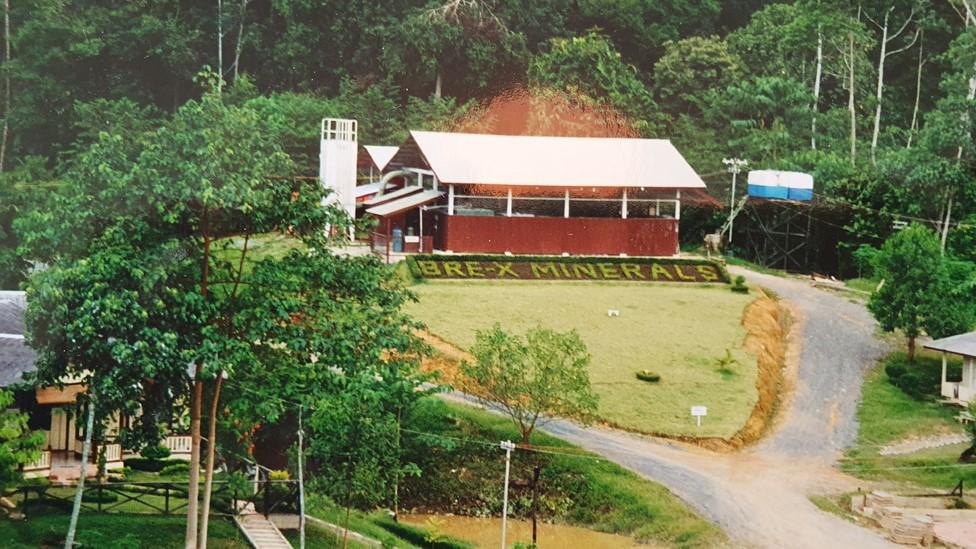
[691,406,708,427]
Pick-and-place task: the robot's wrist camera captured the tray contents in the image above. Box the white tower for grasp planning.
[319,118,358,227]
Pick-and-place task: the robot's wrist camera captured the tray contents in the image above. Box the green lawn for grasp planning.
[842,351,976,489]
[406,280,758,438]
[0,505,247,548]
[400,399,725,549]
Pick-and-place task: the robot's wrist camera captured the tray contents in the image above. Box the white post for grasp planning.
[675,190,681,220]
[506,188,513,217]
[500,440,515,549]
[729,170,737,244]
[419,206,425,253]
[370,165,374,184]
[418,172,424,188]
[621,189,628,219]
[942,353,948,389]
[448,185,455,216]
[65,396,96,549]
[563,189,570,218]
[432,174,439,191]
[297,407,306,549]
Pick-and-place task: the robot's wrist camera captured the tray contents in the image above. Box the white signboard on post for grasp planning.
[691,406,707,427]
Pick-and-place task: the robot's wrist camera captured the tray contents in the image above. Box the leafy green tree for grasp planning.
[653,36,743,119]
[868,224,973,360]
[0,156,51,288]
[528,31,659,133]
[463,324,598,445]
[0,388,44,490]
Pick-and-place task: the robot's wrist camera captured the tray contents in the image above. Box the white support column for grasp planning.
[432,174,439,191]
[621,189,628,219]
[418,172,424,188]
[564,189,570,218]
[655,200,661,217]
[506,188,513,217]
[942,353,947,388]
[448,185,455,216]
[675,190,681,220]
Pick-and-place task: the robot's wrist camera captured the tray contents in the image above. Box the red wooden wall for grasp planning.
[431,214,679,257]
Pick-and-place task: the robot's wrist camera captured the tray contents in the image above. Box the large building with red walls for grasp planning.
[322,121,712,259]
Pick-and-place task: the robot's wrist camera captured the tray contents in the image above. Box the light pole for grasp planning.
[722,157,748,245]
[500,440,516,549]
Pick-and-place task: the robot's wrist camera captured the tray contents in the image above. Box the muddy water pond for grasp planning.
[401,514,651,548]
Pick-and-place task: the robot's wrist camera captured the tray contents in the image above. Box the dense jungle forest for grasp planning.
[0,0,974,281]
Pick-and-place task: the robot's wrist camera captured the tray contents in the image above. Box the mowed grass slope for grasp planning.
[407,281,757,438]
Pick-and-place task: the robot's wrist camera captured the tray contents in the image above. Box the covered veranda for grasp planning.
[925,332,976,407]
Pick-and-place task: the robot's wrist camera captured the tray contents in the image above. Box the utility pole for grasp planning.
[722,158,748,245]
[530,466,541,546]
[500,440,515,549]
[297,406,306,549]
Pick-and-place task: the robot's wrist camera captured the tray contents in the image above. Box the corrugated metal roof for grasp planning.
[401,131,706,188]
[924,332,976,358]
[366,190,444,217]
[363,145,399,171]
[0,292,34,387]
[362,185,423,206]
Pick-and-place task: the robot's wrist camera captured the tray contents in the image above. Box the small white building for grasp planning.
[925,332,976,405]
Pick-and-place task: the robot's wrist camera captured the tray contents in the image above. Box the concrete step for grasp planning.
[234,512,292,549]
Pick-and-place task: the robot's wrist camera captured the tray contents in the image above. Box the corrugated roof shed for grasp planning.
[392,131,707,189]
[924,332,976,358]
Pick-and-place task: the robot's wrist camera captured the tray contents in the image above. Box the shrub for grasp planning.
[374,518,474,549]
[159,462,190,476]
[140,444,171,461]
[124,457,185,472]
[731,275,749,293]
[885,361,906,381]
[635,370,661,383]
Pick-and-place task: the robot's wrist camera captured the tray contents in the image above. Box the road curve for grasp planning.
[538,268,894,548]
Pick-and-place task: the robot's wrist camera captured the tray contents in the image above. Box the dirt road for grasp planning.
[540,268,894,548]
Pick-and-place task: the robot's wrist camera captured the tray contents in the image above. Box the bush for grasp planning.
[124,457,185,472]
[883,354,954,401]
[731,275,749,293]
[159,462,190,476]
[635,370,661,383]
[140,444,171,461]
[885,361,907,381]
[374,518,474,549]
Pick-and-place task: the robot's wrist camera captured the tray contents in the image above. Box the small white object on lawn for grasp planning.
[691,405,708,427]
[607,309,620,317]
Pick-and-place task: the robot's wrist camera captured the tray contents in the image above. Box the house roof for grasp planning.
[0,292,35,387]
[391,131,707,189]
[366,189,444,217]
[924,332,976,358]
[362,185,423,207]
[362,145,399,171]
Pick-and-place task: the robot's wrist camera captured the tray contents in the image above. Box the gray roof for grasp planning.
[0,291,26,335]
[0,336,36,387]
[923,332,976,358]
[0,291,36,387]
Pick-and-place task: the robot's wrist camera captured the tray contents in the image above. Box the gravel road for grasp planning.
[536,268,895,548]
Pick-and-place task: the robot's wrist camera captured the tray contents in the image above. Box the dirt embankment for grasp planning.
[419,289,796,452]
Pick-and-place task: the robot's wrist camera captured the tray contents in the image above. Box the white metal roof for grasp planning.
[363,145,399,171]
[748,170,814,190]
[924,332,976,358]
[354,182,383,198]
[365,189,444,217]
[362,185,423,207]
[405,131,706,188]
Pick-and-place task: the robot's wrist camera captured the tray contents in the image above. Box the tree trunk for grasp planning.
[217,0,223,93]
[908,32,924,148]
[186,227,212,549]
[848,26,857,165]
[64,396,96,549]
[0,0,11,172]
[434,70,442,99]
[907,335,916,362]
[198,373,224,549]
[342,506,351,549]
[185,375,204,549]
[941,193,953,254]
[870,11,890,165]
[232,0,249,82]
[811,29,823,150]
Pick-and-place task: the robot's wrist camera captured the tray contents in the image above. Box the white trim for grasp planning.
[622,189,628,219]
[0,333,24,339]
[506,189,513,217]
[564,190,570,218]
[448,185,455,216]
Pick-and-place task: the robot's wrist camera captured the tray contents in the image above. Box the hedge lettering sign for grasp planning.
[410,256,728,283]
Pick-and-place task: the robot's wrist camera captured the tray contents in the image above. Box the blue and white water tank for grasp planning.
[747,170,814,201]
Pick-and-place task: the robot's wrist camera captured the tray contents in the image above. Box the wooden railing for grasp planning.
[23,450,51,471]
[163,435,192,455]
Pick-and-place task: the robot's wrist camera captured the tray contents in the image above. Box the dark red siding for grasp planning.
[432,214,679,257]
